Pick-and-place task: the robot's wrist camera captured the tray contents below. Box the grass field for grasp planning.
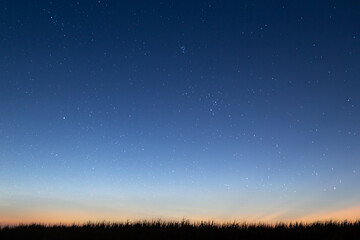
[1,220,359,240]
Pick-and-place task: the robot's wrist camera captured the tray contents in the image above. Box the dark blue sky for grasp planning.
[1,0,360,224]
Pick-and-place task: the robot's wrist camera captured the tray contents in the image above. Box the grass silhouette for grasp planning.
[1,219,360,239]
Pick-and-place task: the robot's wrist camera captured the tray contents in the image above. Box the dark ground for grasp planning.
[1,220,359,240]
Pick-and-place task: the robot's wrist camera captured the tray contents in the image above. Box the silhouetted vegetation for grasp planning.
[1,220,360,239]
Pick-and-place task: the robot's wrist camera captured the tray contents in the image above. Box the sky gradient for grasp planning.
[1,0,360,225]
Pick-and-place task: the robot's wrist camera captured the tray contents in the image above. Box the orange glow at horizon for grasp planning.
[296,205,360,223]
[1,205,360,226]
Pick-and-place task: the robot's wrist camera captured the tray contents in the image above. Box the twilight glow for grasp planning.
[1,0,360,225]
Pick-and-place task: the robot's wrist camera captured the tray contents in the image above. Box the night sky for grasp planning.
[1,0,360,225]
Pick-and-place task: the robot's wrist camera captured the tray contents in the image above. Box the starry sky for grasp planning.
[1,0,360,225]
